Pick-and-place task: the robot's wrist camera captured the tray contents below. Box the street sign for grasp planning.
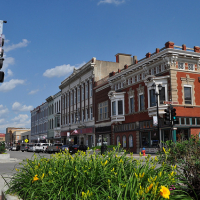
[163,101,178,104]
[25,139,28,143]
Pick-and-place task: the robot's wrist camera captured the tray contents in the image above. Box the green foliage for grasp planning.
[157,135,200,199]
[4,148,191,200]
[0,141,6,154]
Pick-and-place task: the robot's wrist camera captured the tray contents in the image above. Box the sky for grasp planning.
[0,0,200,134]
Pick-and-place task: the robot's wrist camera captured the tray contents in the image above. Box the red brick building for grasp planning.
[99,41,200,153]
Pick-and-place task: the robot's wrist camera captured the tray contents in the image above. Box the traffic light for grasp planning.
[164,108,170,125]
[171,107,179,124]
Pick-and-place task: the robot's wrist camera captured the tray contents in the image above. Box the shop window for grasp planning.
[181,118,185,125]
[186,118,190,125]
[141,132,150,148]
[129,135,133,147]
[151,131,159,148]
[116,136,120,146]
[123,136,126,148]
[192,118,196,125]
[197,118,200,125]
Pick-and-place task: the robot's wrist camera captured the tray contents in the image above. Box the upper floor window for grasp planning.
[178,62,185,70]
[90,82,93,97]
[82,109,85,121]
[142,73,145,80]
[149,89,156,107]
[132,76,135,84]
[161,64,165,72]
[71,92,73,105]
[129,97,134,113]
[137,74,140,81]
[151,68,154,75]
[128,78,131,85]
[159,87,166,105]
[90,107,93,120]
[188,64,194,71]
[112,101,116,115]
[74,89,76,104]
[82,86,84,101]
[112,100,123,115]
[118,83,121,89]
[139,94,144,111]
[67,94,69,107]
[156,66,159,74]
[98,101,108,121]
[184,86,192,104]
[85,84,88,99]
[78,88,80,103]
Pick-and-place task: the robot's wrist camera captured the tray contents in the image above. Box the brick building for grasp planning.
[0,133,5,142]
[105,41,200,153]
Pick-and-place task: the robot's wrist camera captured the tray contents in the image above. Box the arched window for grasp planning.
[123,135,126,148]
[116,136,120,146]
[129,135,133,148]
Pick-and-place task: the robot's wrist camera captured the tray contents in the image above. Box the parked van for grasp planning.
[35,143,52,153]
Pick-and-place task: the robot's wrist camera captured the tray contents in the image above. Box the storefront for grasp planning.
[95,126,111,146]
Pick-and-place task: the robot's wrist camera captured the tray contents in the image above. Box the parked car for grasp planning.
[61,144,72,152]
[27,144,36,152]
[35,143,52,153]
[9,146,16,151]
[20,143,29,152]
[69,144,87,154]
[46,143,63,153]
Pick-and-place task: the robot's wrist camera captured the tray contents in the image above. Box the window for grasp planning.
[112,101,116,115]
[128,78,131,85]
[115,84,117,91]
[86,108,88,121]
[188,64,194,71]
[159,87,166,105]
[142,73,145,80]
[139,94,144,111]
[184,86,192,104]
[151,68,154,75]
[118,100,123,115]
[78,88,80,103]
[149,89,156,107]
[67,94,69,107]
[71,91,73,105]
[82,86,84,101]
[116,136,120,146]
[82,110,85,121]
[123,136,126,148]
[90,107,93,120]
[156,66,159,74]
[74,89,76,104]
[129,135,133,147]
[98,101,108,121]
[178,62,185,70]
[90,82,93,97]
[118,83,121,89]
[71,113,74,124]
[161,64,165,72]
[137,74,140,81]
[132,76,135,83]
[85,84,88,99]
[130,97,134,113]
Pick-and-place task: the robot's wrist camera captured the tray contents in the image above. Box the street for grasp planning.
[0,150,51,176]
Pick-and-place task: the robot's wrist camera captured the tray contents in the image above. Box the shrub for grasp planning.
[157,136,200,199]
[0,141,6,154]
[4,147,191,200]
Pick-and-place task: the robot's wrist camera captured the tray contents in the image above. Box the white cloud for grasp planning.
[0,105,9,118]
[98,0,125,5]
[11,114,29,123]
[2,56,15,70]
[5,69,13,79]
[0,79,25,92]
[12,102,33,112]
[4,39,30,52]
[28,89,39,95]
[43,64,74,78]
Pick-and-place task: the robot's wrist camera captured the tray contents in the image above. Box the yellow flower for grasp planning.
[15,168,19,172]
[32,174,39,183]
[148,183,153,190]
[163,147,166,153]
[41,173,44,179]
[114,172,117,176]
[111,168,114,172]
[108,179,111,184]
[108,196,111,199]
[160,186,170,199]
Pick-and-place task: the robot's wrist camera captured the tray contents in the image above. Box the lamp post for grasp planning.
[151,83,162,147]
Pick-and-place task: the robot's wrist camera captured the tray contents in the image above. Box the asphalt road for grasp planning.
[0,150,51,176]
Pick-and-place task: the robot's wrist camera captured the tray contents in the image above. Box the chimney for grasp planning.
[115,53,132,65]
[165,41,174,49]
[156,48,160,53]
[194,46,200,53]
[133,56,138,64]
[182,44,186,51]
[146,52,151,58]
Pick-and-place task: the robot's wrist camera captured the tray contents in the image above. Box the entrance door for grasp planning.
[74,136,77,145]
[88,135,92,148]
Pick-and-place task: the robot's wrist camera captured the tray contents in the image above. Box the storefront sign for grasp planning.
[54,131,61,138]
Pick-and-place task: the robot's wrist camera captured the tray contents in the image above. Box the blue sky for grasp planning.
[0,0,200,133]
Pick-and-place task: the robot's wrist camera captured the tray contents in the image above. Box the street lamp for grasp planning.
[151,83,162,147]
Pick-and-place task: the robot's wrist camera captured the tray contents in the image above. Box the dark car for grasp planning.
[69,144,87,154]
[61,144,71,152]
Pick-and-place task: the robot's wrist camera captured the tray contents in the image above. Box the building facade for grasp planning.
[0,133,5,142]
[30,102,48,143]
[107,41,200,153]
[59,54,133,147]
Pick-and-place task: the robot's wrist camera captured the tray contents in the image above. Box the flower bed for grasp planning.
[3,147,191,199]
